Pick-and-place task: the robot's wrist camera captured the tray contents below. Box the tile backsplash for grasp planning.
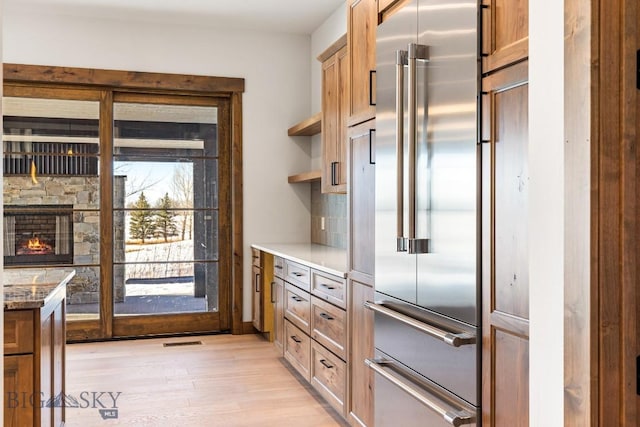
[310,181,347,249]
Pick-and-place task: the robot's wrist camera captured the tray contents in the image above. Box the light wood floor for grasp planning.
[65,334,348,426]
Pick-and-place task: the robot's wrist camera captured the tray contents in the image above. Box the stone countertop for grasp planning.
[251,243,347,278]
[3,268,75,310]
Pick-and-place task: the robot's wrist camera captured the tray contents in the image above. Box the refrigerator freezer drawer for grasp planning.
[368,353,478,427]
[371,294,478,406]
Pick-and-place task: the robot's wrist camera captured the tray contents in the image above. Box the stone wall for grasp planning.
[3,176,126,304]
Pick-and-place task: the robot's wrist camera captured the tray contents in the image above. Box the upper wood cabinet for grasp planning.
[347,0,377,126]
[321,44,349,194]
[378,0,411,23]
[482,0,529,73]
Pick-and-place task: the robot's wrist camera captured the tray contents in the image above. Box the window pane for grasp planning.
[3,96,101,321]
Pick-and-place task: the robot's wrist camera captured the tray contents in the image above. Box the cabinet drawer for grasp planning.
[311,270,346,309]
[311,341,346,416]
[284,320,311,382]
[284,283,311,334]
[285,259,311,291]
[251,248,261,268]
[4,310,34,355]
[273,256,285,279]
[311,296,346,360]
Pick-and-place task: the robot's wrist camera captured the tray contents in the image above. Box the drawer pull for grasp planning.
[319,312,334,321]
[364,301,476,347]
[252,255,259,259]
[290,335,302,344]
[291,272,304,277]
[319,359,334,369]
[275,265,283,270]
[366,358,475,426]
[291,296,304,302]
[320,283,336,290]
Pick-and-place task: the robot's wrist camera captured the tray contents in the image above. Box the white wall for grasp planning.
[309,2,347,170]
[3,9,314,322]
[529,0,565,424]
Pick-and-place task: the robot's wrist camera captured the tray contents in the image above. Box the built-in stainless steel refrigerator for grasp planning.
[366,0,480,425]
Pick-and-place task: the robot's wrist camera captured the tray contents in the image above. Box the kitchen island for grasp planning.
[4,268,74,427]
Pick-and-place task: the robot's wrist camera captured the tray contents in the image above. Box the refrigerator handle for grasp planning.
[396,50,408,252]
[407,43,431,255]
[364,301,476,347]
[365,358,476,426]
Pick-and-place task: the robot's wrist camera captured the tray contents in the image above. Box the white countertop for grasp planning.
[251,243,347,278]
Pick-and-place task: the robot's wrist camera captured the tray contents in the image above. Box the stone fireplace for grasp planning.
[3,205,74,266]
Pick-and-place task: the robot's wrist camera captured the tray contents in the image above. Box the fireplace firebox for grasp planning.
[3,205,74,266]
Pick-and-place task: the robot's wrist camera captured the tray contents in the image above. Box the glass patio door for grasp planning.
[109,93,231,336]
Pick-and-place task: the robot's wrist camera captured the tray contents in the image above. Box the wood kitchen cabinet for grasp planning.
[481,0,529,74]
[251,249,274,339]
[348,119,375,284]
[347,0,377,126]
[347,280,374,427]
[271,276,285,356]
[4,285,67,427]
[481,60,529,427]
[321,43,349,194]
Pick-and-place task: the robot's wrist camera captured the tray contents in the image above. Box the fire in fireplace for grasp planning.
[3,205,74,266]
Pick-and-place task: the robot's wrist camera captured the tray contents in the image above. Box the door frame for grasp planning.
[3,63,247,339]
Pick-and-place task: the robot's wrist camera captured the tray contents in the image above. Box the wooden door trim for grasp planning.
[590,0,639,425]
[3,63,245,339]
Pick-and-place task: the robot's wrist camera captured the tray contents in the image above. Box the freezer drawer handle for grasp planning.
[365,358,475,427]
[364,302,475,347]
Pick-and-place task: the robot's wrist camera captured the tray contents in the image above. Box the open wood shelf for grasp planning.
[287,170,321,184]
[287,113,322,136]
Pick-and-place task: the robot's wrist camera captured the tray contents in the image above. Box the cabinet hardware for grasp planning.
[320,359,334,369]
[291,272,303,277]
[637,355,640,395]
[291,296,303,302]
[270,282,276,304]
[319,312,334,321]
[637,50,640,90]
[255,273,261,292]
[369,70,377,106]
[275,265,283,270]
[320,283,336,290]
[369,128,376,164]
[291,335,302,343]
[331,161,339,186]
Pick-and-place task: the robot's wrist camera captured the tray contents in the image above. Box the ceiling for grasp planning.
[4,0,346,35]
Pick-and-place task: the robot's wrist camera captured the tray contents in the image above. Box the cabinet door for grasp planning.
[252,265,263,332]
[348,0,377,126]
[272,277,285,356]
[4,355,34,427]
[322,45,348,194]
[481,61,529,427]
[348,280,374,427]
[482,0,529,73]
[348,119,375,281]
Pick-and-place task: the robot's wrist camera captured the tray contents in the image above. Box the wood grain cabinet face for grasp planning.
[284,283,312,334]
[252,264,263,332]
[348,0,377,126]
[348,120,375,282]
[322,45,349,194]
[284,320,312,382]
[310,341,347,416]
[272,277,285,356]
[4,355,34,427]
[310,270,346,309]
[310,296,347,360]
[482,61,529,427]
[347,280,374,427]
[482,0,529,73]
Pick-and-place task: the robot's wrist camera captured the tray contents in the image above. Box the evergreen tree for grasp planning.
[154,192,177,243]
[129,192,154,243]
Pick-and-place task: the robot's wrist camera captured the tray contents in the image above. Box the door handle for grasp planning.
[331,161,339,186]
[255,273,261,293]
[369,69,377,106]
[270,282,276,304]
[396,49,407,252]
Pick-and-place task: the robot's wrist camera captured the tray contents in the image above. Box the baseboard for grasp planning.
[240,322,257,335]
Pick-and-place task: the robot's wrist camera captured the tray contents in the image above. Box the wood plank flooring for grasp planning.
[65,334,348,426]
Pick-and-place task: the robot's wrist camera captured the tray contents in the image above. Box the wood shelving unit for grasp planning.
[287,113,322,136]
[287,170,321,184]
